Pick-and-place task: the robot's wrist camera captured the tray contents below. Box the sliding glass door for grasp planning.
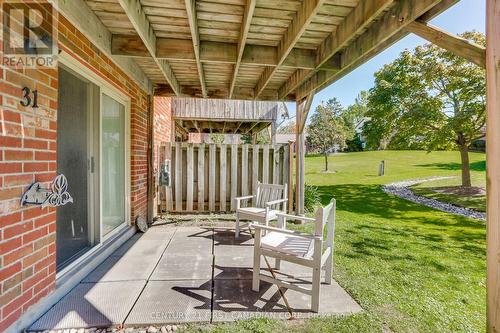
[56,58,130,272]
[56,67,99,270]
[101,94,127,236]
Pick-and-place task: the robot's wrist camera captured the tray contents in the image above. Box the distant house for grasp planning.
[354,117,371,149]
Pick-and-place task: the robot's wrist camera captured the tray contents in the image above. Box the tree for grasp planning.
[345,91,369,151]
[241,131,270,144]
[277,120,296,134]
[208,134,225,144]
[364,31,486,186]
[306,98,353,171]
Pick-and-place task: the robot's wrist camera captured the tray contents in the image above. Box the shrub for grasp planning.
[304,184,321,213]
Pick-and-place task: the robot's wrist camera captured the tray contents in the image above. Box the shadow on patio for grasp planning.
[29,223,361,330]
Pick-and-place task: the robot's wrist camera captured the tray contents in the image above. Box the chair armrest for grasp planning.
[265,198,288,207]
[276,213,316,223]
[252,224,321,240]
[235,195,255,209]
[235,195,254,201]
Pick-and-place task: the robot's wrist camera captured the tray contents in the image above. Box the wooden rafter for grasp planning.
[278,0,395,100]
[59,0,152,93]
[185,0,208,97]
[117,0,180,95]
[111,36,319,70]
[295,0,442,100]
[406,20,486,68]
[254,0,326,98]
[229,0,256,98]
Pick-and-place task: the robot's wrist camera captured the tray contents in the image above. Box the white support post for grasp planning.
[295,131,306,215]
[295,94,314,215]
[487,0,500,331]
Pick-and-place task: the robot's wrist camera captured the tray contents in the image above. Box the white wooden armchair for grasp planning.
[234,182,288,238]
[252,199,336,312]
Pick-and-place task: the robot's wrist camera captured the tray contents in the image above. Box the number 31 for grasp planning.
[20,87,39,108]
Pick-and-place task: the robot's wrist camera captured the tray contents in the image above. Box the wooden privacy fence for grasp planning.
[158,143,293,213]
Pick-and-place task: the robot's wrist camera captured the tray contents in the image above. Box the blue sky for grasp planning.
[284,0,486,122]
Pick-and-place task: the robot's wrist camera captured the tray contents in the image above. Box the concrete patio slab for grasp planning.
[151,254,214,281]
[82,246,165,282]
[125,280,212,325]
[29,226,361,330]
[138,226,177,241]
[29,281,145,330]
[112,237,168,258]
[212,279,362,322]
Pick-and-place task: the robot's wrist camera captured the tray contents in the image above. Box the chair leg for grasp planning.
[235,215,240,238]
[325,249,333,285]
[311,265,321,312]
[275,258,281,270]
[252,235,261,292]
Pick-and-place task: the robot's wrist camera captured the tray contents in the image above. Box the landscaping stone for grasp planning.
[382,177,486,221]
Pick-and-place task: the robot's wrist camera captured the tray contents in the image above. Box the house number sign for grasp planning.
[21,174,73,208]
[20,87,39,108]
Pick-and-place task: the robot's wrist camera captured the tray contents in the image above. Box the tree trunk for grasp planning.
[324,152,329,171]
[459,145,472,187]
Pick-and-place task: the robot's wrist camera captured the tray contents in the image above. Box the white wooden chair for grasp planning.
[252,199,336,312]
[234,182,288,238]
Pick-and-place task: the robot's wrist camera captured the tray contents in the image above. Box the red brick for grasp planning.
[0,136,22,148]
[0,237,22,254]
[35,128,56,140]
[3,289,33,317]
[23,162,48,172]
[4,221,33,239]
[3,245,32,266]
[1,110,22,123]
[0,212,21,228]
[0,263,21,283]
[0,307,21,332]
[4,174,33,187]
[24,138,48,150]
[34,151,55,160]
[0,162,22,174]
[22,251,48,279]
[4,150,33,161]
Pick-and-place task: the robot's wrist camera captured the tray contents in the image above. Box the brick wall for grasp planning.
[0,12,150,332]
[153,96,172,170]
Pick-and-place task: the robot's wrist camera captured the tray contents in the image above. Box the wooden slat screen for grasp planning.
[159,143,291,213]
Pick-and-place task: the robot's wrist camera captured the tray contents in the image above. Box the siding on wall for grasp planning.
[0,12,150,332]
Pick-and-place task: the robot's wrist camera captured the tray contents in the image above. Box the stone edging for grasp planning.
[382,177,486,221]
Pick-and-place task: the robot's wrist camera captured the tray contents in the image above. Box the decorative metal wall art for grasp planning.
[21,174,73,208]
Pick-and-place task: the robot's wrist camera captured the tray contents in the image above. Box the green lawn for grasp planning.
[185,150,486,333]
[410,165,486,212]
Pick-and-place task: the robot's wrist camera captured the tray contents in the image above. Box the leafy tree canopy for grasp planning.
[363,31,486,186]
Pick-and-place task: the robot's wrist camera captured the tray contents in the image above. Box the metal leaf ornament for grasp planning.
[42,175,73,208]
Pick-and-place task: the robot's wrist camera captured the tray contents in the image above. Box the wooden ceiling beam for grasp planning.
[295,0,443,100]
[117,0,180,95]
[229,0,256,98]
[111,36,317,70]
[184,0,207,97]
[254,0,327,98]
[406,20,486,68]
[278,0,395,99]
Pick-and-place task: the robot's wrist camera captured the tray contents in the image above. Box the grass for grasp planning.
[184,150,486,333]
[410,164,486,212]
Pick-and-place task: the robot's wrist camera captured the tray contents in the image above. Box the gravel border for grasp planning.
[382,177,486,221]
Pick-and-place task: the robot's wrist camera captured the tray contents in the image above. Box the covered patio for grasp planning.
[2,0,500,332]
[29,223,360,330]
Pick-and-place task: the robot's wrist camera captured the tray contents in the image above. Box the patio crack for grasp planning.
[210,227,215,324]
[122,227,179,325]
